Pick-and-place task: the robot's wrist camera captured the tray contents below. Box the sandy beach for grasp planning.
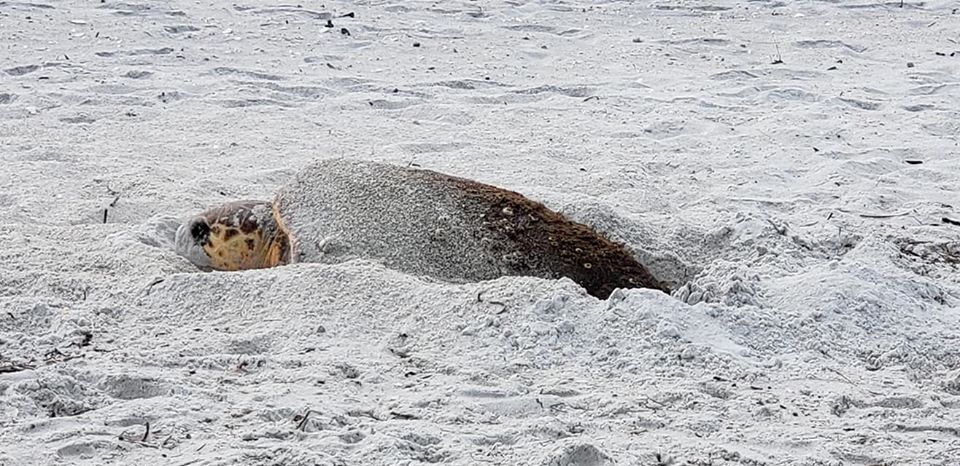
[1,0,959,464]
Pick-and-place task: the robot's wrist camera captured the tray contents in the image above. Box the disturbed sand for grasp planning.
[1,1,959,464]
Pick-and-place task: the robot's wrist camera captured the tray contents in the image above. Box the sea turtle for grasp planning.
[174,159,669,298]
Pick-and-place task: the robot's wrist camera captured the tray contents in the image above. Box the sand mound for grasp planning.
[2,0,959,464]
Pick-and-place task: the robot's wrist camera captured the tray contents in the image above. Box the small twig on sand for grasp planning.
[766,218,786,235]
[296,411,309,431]
[838,208,912,219]
[826,367,856,384]
[43,348,83,364]
[772,42,784,64]
[145,278,165,295]
[943,217,960,227]
[477,291,506,313]
[102,189,121,224]
[644,395,666,406]
[825,367,883,396]
[858,212,911,219]
[0,364,35,373]
[296,409,322,431]
[142,422,150,442]
[390,411,419,420]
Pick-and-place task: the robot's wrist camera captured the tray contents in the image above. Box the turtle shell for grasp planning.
[271,159,667,298]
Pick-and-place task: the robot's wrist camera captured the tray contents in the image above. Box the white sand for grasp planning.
[2,0,959,464]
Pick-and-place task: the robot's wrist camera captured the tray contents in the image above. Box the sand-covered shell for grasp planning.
[271,159,668,298]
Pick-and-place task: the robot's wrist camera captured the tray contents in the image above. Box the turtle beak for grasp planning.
[175,216,214,270]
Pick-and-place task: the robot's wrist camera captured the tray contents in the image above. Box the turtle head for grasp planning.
[175,215,215,269]
[175,200,289,271]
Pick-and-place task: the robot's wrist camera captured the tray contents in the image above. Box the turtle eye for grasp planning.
[190,219,210,244]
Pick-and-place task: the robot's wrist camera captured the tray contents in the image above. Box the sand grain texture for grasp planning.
[1,0,959,465]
